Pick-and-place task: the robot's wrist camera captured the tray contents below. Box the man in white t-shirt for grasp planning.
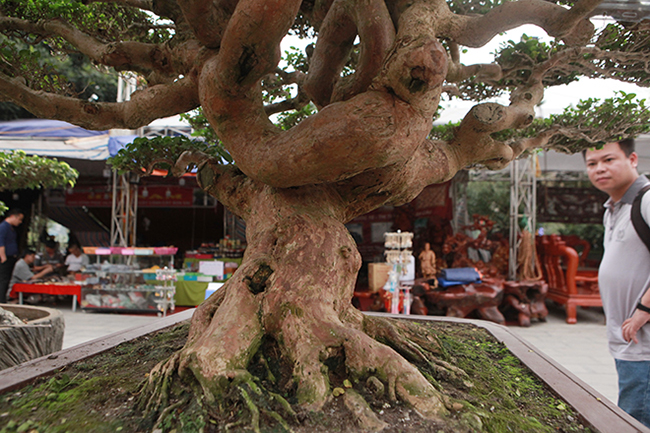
[65,244,89,273]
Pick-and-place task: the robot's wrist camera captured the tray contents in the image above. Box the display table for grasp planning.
[12,283,81,312]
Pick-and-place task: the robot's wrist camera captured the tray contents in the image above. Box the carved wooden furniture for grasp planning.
[501,280,548,327]
[536,235,600,324]
[419,277,505,324]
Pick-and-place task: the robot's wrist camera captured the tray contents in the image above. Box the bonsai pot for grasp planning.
[0,304,65,370]
[0,308,647,432]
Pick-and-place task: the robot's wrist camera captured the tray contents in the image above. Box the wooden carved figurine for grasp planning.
[418,242,437,279]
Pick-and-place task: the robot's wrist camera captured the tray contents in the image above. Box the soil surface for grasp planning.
[0,319,592,433]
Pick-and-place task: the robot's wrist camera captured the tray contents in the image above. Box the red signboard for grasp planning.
[65,186,194,207]
[138,186,193,207]
[65,188,112,207]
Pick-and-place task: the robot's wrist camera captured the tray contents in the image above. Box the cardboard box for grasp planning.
[368,263,392,292]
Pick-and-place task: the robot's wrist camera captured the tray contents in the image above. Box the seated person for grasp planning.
[33,239,65,276]
[65,244,89,273]
[7,250,54,299]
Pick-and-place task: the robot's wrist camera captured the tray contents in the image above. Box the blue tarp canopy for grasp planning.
[0,119,137,160]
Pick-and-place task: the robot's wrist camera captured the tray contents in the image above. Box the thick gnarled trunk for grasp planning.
[141,180,448,430]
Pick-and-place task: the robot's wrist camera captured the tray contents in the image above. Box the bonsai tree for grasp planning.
[1,0,649,430]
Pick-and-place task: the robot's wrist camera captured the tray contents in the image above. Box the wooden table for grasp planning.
[12,283,82,312]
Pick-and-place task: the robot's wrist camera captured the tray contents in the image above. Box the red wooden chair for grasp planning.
[537,235,601,324]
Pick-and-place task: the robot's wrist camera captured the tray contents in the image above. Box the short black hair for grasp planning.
[618,138,635,156]
[44,239,58,249]
[6,208,24,217]
[582,138,636,158]
[21,249,35,258]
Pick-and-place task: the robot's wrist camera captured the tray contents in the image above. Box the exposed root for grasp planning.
[138,351,182,416]
[363,315,472,388]
[343,389,389,432]
[238,385,261,433]
[152,398,188,431]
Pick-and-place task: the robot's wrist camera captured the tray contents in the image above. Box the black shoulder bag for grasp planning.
[631,184,650,253]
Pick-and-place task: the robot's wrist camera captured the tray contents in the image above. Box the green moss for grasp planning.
[279,302,304,319]
[432,324,591,433]
[0,323,190,433]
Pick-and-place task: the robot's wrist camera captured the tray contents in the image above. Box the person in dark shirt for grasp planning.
[0,209,24,303]
[33,239,65,277]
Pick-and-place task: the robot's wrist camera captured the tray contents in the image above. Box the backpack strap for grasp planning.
[632,184,650,254]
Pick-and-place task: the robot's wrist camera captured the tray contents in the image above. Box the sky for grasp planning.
[280,20,649,126]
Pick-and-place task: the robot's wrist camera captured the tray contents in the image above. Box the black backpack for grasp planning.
[631,184,650,252]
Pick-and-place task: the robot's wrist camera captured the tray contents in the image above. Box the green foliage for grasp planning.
[594,23,650,86]
[0,0,170,46]
[0,151,77,191]
[283,45,310,74]
[467,181,511,233]
[434,93,648,153]
[275,103,316,131]
[108,135,232,175]
[0,151,77,216]
[0,35,74,96]
[179,109,231,161]
[496,35,579,87]
[545,91,650,153]
[542,222,604,258]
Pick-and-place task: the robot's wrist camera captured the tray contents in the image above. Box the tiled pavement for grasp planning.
[48,299,617,404]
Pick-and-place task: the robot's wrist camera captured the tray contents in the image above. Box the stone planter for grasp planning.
[0,309,647,432]
[0,304,65,371]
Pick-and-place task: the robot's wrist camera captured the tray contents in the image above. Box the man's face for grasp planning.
[7,213,24,227]
[585,142,638,200]
[24,253,35,264]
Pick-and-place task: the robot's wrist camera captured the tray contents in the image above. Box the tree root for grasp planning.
[138,307,481,432]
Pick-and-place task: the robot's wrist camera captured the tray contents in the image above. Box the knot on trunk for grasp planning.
[245,263,273,294]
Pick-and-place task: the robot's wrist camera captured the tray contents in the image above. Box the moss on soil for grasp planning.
[0,320,593,433]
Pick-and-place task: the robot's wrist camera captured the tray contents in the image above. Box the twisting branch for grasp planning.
[0,73,200,130]
[176,0,238,48]
[303,0,396,107]
[445,40,503,83]
[264,92,311,116]
[199,0,448,189]
[0,16,197,78]
[437,0,598,48]
[172,150,212,176]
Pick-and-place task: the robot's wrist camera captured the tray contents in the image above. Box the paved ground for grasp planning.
[47,299,617,404]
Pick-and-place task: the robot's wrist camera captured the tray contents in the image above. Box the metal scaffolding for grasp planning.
[508,155,537,280]
[110,172,139,247]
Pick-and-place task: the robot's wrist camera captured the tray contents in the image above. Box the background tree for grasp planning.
[0,151,77,214]
[1,0,649,430]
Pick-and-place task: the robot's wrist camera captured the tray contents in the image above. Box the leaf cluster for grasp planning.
[0,0,170,46]
[497,35,579,87]
[593,22,650,86]
[544,91,650,153]
[0,151,77,191]
[0,35,75,96]
[108,135,231,175]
